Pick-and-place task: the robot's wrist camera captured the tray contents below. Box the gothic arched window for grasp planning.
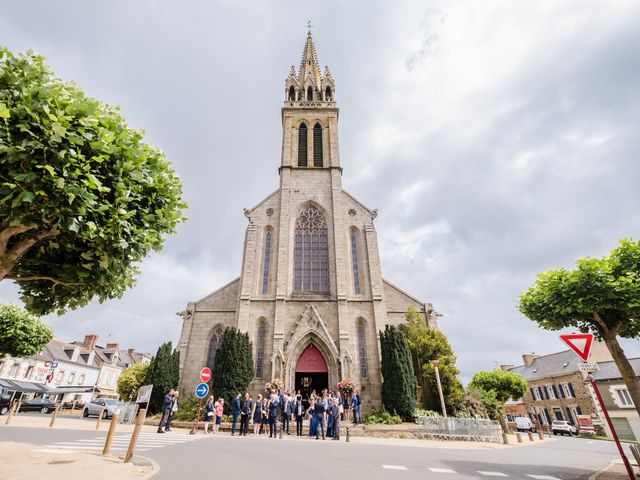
[357,321,368,379]
[325,86,332,101]
[262,230,272,294]
[288,86,295,101]
[351,230,361,294]
[307,86,313,101]
[206,328,224,371]
[294,205,329,293]
[255,320,266,378]
[313,123,323,167]
[298,123,308,167]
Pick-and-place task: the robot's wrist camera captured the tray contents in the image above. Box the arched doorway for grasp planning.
[295,344,328,405]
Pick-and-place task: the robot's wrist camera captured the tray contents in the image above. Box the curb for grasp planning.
[133,454,160,480]
[588,460,618,480]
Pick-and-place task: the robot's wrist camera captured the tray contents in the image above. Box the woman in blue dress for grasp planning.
[307,399,317,437]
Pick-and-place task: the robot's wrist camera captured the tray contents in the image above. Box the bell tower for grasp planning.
[281,30,340,170]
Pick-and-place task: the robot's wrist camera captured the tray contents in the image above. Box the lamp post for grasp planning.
[431,360,447,418]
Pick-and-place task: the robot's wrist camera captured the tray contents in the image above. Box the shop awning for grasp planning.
[46,385,99,395]
[0,378,50,394]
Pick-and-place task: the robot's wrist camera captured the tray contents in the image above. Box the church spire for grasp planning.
[298,30,322,91]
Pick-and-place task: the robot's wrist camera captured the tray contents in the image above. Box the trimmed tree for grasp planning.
[211,327,254,414]
[403,306,464,414]
[0,47,186,315]
[145,342,179,414]
[0,303,53,358]
[117,363,149,402]
[519,238,640,417]
[469,369,528,429]
[379,324,417,420]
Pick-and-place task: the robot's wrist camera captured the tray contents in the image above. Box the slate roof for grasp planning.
[592,358,640,381]
[33,338,99,369]
[508,349,583,381]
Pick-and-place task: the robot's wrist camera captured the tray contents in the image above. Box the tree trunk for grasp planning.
[602,333,640,418]
[0,228,55,281]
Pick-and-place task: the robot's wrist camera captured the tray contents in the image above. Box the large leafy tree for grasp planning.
[0,47,186,315]
[403,306,464,414]
[0,303,53,358]
[145,342,179,414]
[117,362,149,402]
[519,238,640,417]
[380,324,417,420]
[469,369,528,430]
[211,327,254,414]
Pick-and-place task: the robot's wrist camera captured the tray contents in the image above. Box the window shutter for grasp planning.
[559,384,565,398]
[568,383,575,397]
[298,124,308,167]
[552,385,558,398]
[543,386,549,400]
[576,406,582,415]
[530,387,535,400]
[313,123,323,167]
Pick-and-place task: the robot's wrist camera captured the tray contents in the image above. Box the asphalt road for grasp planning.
[0,425,622,479]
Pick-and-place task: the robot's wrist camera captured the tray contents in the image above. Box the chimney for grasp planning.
[500,364,515,371]
[82,334,98,350]
[106,343,120,350]
[522,353,539,367]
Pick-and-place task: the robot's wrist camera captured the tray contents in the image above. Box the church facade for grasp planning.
[177,32,439,410]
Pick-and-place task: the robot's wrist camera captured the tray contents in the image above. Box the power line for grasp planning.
[99,304,177,324]
[446,318,520,336]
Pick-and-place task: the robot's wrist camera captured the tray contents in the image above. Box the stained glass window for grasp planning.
[206,328,224,371]
[262,231,271,294]
[351,232,361,294]
[255,321,266,378]
[313,123,323,167]
[357,321,368,379]
[298,123,307,167]
[294,206,329,293]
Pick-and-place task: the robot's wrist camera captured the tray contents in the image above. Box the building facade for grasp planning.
[177,32,439,409]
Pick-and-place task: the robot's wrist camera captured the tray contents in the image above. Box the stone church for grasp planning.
[177,31,440,410]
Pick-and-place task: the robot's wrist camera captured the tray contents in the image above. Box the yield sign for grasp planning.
[560,333,594,362]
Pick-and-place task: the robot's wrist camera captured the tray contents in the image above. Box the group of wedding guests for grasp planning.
[202,388,362,440]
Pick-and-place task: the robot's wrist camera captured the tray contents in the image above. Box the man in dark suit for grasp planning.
[240,393,253,436]
[313,398,326,440]
[268,394,279,438]
[231,393,241,435]
[294,391,304,436]
[157,388,175,433]
[281,393,290,434]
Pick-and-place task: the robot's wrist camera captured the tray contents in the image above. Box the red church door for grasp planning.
[295,344,328,405]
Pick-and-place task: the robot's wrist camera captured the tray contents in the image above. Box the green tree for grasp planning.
[145,342,179,414]
[457,385,501,420]
[379,324,417,420]
[211,327,254,414]
[469,369,528,429]
[403,306,464,414]
[117,362,149,402]
[0,47,186,315]
[519,238,640,417]
[0,303,53,358]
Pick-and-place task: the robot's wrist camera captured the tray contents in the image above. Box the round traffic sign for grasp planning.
[200,367,212,383]
[195,382,209,399]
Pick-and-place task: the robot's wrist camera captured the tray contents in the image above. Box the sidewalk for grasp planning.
[592,460,640,479]
[0,442,153,480]
[1,413,159,433]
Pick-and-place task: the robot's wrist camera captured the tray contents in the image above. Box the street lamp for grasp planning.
[431,359,447,418]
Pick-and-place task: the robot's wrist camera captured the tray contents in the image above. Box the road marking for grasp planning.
[527,476,561,480]
[429,468,457,473]
[42,433,202,453]
[41,445,150,451]
[477,472,508,477]
[382,465,408,470]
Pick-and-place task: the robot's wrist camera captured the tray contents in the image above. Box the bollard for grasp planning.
[96,408,105,430]
[124,408,146,463]
[538,429,544,440]
[71,400,77,415]
[5,402,18,425]
[279,426,283,439]
[346,426,350,442]
[528,431,535,441]
[516,432,523,443]
[102,413,120,455]
[50,404,61,428]
[502,432,509,444]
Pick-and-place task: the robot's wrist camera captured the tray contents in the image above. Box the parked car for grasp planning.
[552,420,577,436]
[0,387,10,415]
[82,398,124,419]
[514,416,536,432]
[18,398,59,414]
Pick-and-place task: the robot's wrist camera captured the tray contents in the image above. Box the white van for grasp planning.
[515,416,536,432]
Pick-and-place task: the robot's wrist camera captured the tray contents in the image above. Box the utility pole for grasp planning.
[431,360,447,418]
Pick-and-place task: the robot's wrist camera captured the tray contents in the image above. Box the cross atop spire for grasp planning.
[306,20,313,34]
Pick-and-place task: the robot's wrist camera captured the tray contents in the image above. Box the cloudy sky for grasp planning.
[1,0,639,382]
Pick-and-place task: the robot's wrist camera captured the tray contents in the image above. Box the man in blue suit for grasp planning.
[231,393,241,435]
[268,394,279,438]
[157,388,175,433]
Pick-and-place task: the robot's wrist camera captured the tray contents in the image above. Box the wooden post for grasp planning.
[124,408,146,463]
[516,432,523,443]
[4,401,18,425]
[50,404,61,428]
[528,431,535,441]
[502,432,509,444]
[102,412,120,455]
[96,408,105,429]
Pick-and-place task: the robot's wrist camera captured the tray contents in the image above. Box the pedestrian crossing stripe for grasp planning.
[41,433,204,453]
[477,473,509,477]
[429,468,457,473]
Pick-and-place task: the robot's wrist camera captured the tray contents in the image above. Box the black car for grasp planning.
[0,387,10,415]
[18,398,59,414]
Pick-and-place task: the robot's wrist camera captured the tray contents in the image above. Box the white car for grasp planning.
[552,420,577,436]
[82,398,124,419]
[514,416,536,432]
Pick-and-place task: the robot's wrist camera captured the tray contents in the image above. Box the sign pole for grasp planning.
[195,397,203,434]
[588,376,634,480]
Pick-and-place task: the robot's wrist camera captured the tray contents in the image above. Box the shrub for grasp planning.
[363,408,402,425]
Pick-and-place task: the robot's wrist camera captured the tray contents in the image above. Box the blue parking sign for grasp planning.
[195,382,209,398]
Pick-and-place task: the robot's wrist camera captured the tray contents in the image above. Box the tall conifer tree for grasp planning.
[145,341,179,414]
[380,325,417,420]
[211,327,254,413]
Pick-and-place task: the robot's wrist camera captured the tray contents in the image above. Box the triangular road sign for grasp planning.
[560,333,594,362]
